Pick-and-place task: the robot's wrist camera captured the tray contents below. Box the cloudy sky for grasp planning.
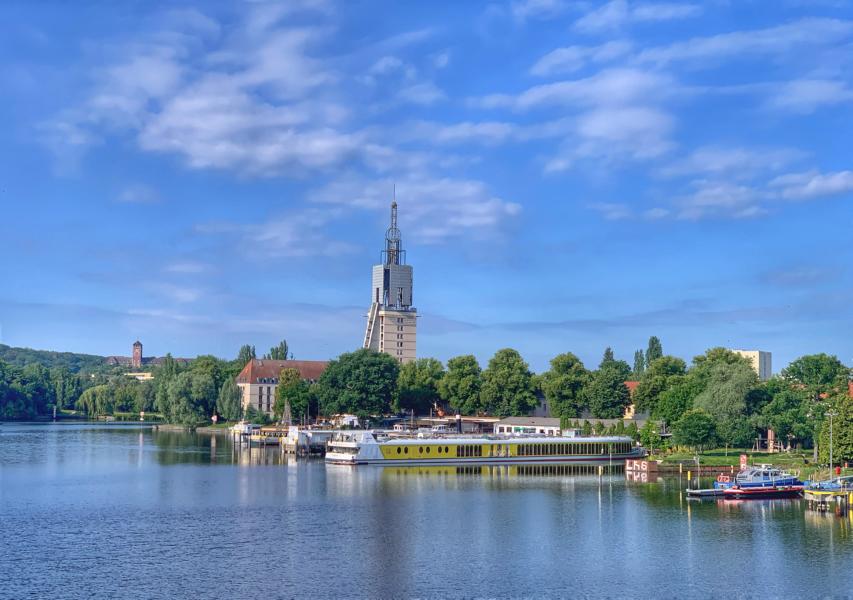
[1,0,852,372]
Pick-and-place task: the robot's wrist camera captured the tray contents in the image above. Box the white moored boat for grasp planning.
[325,431,644,466]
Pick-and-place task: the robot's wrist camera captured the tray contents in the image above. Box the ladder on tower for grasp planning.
[363,302,379,349]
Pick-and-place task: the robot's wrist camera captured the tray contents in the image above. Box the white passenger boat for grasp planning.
[325,431,644,466]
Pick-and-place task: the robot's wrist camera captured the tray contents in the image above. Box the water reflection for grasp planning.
[6,423,853,598]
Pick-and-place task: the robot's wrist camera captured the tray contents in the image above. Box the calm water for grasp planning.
[1,423,852,599]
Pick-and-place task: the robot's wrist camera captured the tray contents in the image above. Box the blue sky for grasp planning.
[2,0,853,373]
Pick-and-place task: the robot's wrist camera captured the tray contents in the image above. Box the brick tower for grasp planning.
[132,340,143,369]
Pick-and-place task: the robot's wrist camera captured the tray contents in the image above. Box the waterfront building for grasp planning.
[363,201,417,363]
[235,359,328,417]
[730,349,772,381]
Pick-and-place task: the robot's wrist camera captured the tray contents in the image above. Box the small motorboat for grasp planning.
[714,465,802,490]
[804,475,853,492]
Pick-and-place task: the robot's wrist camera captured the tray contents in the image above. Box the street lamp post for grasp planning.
[827,410,838,480]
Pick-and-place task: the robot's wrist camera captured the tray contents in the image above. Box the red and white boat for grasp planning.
[722,484,804,499]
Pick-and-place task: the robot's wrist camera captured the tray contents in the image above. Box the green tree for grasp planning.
[539,352,589,419]
[693,361,758,450]
[782,354,850,461]
[690,347,753,391]
[600,347,615,369]
[639,420,663,453]
[633,356,686,415]
[163,372,209,426]
[653,376,699,427]
[633,349,645,378]
[274,368,311,424]
[192,355,226,391]
[76,384,113,417]
[783,353,848,394]
[818,394,853,464]
[752,383,810,450]
[236,344,256,366]
[672,409,717,451]
[586,361,631,418]
[315,349,400,419]
[397,358,444,414]
[481,349,538,417]
[265,340,291,360]
[645,336,663,369]
[217,377,243,421]
[438,355,483,415]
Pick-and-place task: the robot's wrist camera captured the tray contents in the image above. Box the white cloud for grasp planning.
[408,121,517,145]
[145,282,204,303]
[676,181,765,220]
[310,175,521,243]
[635,18,853,66]
[43,7,373,177]
[574,1,701,34]
[530,40,632,76]
[431,50,451,69]
[197,208,358,259]
[511,0,568,22]
[659,146,805,179]
[117,184,162,204]
[770,170,853,200]
[163,261,212,274]
[768,79,853,113]
[138,74,361,174]
[589,202,633,220]
[479,68,673,110]
[397,81,446,105]
[369,55,406,76]
[546,105,674,172]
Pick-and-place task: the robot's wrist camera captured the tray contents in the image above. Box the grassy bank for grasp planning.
[649,447,850,481]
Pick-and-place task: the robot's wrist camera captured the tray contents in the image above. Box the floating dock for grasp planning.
[686,488,725,498]
[804,489,853,512]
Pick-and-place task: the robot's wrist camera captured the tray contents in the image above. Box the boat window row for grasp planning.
[457,445,484,458]
[394,445,453,455]
[516,441,632,456]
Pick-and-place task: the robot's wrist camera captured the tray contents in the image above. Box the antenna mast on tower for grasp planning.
[383,197,403,266]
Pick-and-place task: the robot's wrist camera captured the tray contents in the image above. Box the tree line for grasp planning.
[5,336,853,463]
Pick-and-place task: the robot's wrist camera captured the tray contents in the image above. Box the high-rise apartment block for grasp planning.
[731,349,772,381]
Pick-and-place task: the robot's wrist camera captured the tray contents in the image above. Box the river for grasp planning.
[1,422,851,599]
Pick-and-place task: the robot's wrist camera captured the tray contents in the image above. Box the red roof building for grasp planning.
[235,359,329,417]
[236,359,328,384]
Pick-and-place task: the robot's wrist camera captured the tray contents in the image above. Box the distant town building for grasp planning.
[363,201,417,364]
[104,340,190,368]
[495,417,562,436]
[494,415,649,436]
[126,372,153,381]
[235,359,328,418]
[730,349,772,381]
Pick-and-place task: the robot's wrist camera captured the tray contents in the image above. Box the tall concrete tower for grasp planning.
[363,201,416,363]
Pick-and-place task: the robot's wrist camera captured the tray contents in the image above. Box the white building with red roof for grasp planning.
[235,359,328,417]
